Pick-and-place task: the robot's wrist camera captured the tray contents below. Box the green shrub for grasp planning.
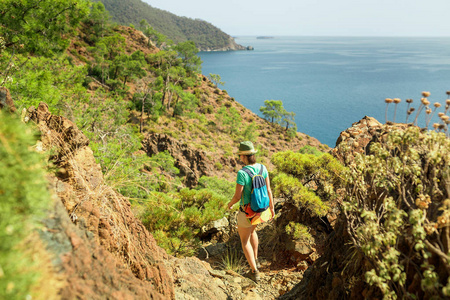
[271,151,345,216]
[0,112,52,299]
[285,222,312,242]
[272,173,329,217]
[215,162,223,170]
[298,145,323,156]
[341,127,450,299]
[241,123,259,142]
[197,176,234,198]
[202,105,214,114]
[139,187,229,256]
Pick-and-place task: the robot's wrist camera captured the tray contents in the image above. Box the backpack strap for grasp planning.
[241,167,254,178]
[242,164,265,178]
[258,164,264,176]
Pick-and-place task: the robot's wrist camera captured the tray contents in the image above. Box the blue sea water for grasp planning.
[199,36,450,147]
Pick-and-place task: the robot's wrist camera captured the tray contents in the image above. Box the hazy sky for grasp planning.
[143,0,450,36]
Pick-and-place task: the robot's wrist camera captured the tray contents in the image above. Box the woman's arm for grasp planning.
[228,183,244,209]
[266,175,275,219]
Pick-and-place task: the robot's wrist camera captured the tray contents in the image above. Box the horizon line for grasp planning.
[232,35,450,38]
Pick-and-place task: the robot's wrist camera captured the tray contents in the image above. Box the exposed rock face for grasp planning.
[28,102,174,299]
[142,132,238,187]
[332,116,411,164]
[332,116,382,158]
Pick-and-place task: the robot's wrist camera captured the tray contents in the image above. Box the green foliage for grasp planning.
[84,2,112,43]
[0,0,90,55]
[260,100,284,124]
[260,99,297,133]
[285,222,312,242]
[0,112,51,299]
[139,19,168,48]
[99,0,235,50]
[298,145,324,156]
[216,106,242,135]
[174,41,202,75]
[272,151,344,191]
[219,248,245,274]
[341,127,450,299]
[207,73,225,87]
[241,123,259,142]
[271,151,345,216]
[2,55,88,112]
[139,188,229,256]
[272,173,329,217]
[197,176,235,199]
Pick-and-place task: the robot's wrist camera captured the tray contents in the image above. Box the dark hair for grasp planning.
[246,154,256,164]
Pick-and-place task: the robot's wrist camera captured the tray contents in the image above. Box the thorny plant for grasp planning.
[340,127,450,299]
[385,91,450,137]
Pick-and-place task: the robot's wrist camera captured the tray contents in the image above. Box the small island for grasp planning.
[256,36,275,39]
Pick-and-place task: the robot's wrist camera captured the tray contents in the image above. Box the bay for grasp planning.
[199,36,450,147]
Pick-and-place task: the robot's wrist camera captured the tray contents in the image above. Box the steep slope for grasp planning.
[96,0,246,51]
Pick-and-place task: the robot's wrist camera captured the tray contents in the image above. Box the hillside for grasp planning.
[96,0,247,51]
[2,1,449,299]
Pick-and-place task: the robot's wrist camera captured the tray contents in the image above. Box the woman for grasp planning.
[227,141,275,282]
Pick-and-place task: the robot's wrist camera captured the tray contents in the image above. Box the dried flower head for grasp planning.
[433,123,439,129]
[437,214,450,228]
[422,91,431,97]
[421,98,427,105]
[447,91,450,95]
[393,98,401,104]
[425,108,432,114]
[423,99,430,106]
[385,98,393,104]
[441,115,449,121]
[438,112,445,117]
[406,98,413,104]
[446,99,450,105]
[433,102,441,108]
[415,194,431,209]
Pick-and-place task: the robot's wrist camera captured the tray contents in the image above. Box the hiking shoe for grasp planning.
[255,259,261,269]
[254,270,261,282]
[245,270,261,282]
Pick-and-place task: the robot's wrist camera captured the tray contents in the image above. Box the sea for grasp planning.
[199,36,450,147]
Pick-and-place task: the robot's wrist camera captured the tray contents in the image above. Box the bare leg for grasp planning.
[238,225,258,271]
[250,229,258,261]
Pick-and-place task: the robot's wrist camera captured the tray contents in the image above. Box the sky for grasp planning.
[142,0,450,36]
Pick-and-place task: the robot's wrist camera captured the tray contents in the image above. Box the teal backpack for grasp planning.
[242,165,270,213]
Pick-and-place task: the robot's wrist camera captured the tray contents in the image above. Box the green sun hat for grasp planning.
[238,141,258,155]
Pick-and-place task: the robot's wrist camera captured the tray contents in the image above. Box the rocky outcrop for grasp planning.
[27,102,174,299]
[142,132,238,187]
[332,116,411,164]
[0,87,16,112]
